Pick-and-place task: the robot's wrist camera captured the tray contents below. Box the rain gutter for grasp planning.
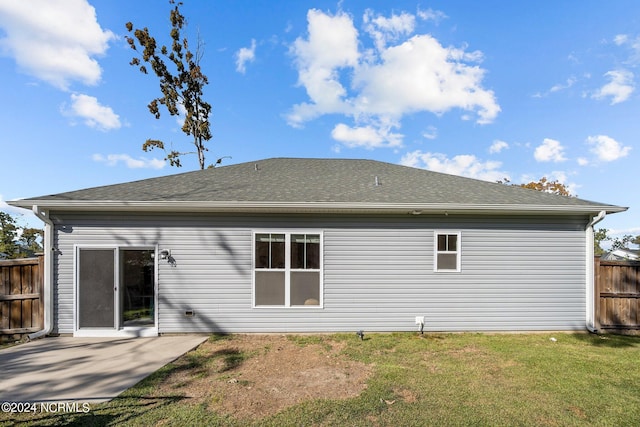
[585,210,606,333]
[28,206,53,340]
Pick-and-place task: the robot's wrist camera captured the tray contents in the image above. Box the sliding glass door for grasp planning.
[77,248,155,330]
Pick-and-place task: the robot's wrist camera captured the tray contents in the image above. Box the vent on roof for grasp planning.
[254,163,259,171]
[375,176,381,186]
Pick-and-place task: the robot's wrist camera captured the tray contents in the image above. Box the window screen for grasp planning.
[291,271,320,306]
[78,249,115,328]
[255,271,286,305]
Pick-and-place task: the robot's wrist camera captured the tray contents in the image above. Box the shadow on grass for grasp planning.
[42,339,248,425]
[4,395,188,427]
[572,332,640,348]
[211,347,247,372]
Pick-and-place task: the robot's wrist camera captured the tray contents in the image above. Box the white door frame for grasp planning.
[73,245,158,337]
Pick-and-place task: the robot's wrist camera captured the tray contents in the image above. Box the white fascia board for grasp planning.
[8,199,628,215]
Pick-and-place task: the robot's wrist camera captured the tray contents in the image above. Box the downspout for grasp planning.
[29,205,54,340]
[585,210,606,333]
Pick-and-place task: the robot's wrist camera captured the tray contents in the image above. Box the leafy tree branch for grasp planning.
[0,212,43,259]
[126,0,212,169]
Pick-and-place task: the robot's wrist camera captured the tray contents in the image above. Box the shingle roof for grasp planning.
[10,158,626,214]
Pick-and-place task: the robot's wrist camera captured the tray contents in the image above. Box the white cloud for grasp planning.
[174,102,187,128]
[0,0,114,90]
[547,171,570,186]
[534,138,567,162]
[577,157,589,166]
[92,154,166,169]
[416,8,447,24]
[489,140,509,154]
[65,94,121,131]
[586,135,631,162]
[287,9,359,126]
[352,34,499,123]
[363,9,415,51]
[608,227,640,238]
[422,125,437,140]
[0,194,27,217]
[614,34,629,45]
[400,150,508,182]
[287,8,500,149]
[235,39,257,74]
[612,33,640,64]
[550,76,577,93]
[0,195,42,229]
[533,76,577,98]
[592,69,635,104]
[567,52,580,64]
[331,123,403,149]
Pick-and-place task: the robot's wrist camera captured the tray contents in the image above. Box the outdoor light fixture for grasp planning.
[159,249,171,260]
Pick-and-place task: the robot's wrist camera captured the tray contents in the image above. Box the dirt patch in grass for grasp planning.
[155,334,372,420]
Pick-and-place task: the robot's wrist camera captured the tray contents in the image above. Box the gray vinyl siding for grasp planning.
[51,213,588,334]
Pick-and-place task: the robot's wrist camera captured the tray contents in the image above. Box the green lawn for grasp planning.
[2,332,640,426]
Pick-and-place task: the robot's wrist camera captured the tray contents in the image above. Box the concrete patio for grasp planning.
[0,335,208,403]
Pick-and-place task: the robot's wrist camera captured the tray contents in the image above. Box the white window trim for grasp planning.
[434,231,461,273]
[252,230,323,308]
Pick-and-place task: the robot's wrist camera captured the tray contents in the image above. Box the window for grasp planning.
[254,232,322,307]
[255,234,285,305]
[435,232,460,272]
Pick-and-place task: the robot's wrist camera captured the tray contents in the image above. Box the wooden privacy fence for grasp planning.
[0,255,44,341]
[595,257,640,332]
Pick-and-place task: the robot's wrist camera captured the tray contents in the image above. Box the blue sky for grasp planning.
[0,0,638,241]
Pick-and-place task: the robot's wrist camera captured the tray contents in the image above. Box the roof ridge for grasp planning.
[9,157,626,214]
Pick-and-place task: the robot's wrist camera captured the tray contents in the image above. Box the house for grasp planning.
[8,158,627,337]
[601,248,639,261]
